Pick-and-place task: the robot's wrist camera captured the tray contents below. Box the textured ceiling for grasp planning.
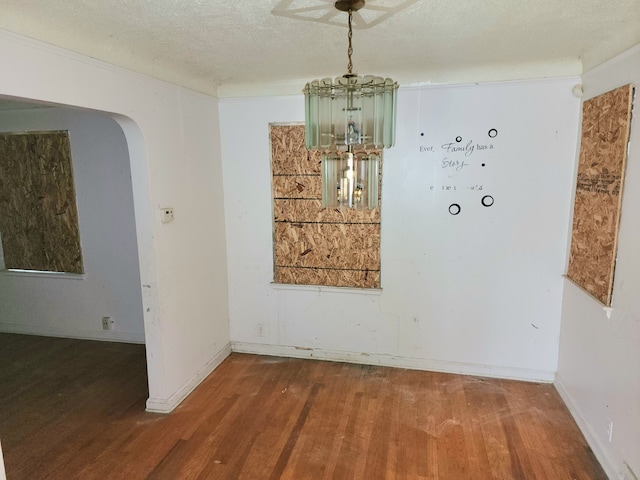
[0,0,639,97]
[271,0,419,29]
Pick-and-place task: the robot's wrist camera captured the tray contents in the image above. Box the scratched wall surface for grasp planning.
[567,84,634,305]
[0,130,84,273]
[270,124,381,288]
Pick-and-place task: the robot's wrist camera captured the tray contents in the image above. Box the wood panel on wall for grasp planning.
[567,84,635,305]
[270,124,381,288]
[0,130,84,273]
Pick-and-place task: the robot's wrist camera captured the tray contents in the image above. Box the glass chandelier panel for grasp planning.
[304,75,397,150]
[321,152,379,209]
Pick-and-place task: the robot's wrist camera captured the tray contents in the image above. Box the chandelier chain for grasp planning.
[347,9,353,74]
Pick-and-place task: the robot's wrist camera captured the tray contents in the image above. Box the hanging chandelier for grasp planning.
[303,0,398,210]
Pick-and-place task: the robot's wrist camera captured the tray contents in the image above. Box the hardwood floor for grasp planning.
[0,333,606,479]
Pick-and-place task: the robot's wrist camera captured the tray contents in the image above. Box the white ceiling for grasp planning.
[1,0,639,97]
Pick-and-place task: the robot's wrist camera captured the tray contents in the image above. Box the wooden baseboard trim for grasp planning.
[230,341,555,383]
[146,342,232,414]
[554,374,618,479]
[0,323,145,344]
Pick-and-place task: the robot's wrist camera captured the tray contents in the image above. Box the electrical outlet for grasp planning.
[160,207,175,224]
[256,324,265,337]
[606,419,614,442]
[102,316,113,331]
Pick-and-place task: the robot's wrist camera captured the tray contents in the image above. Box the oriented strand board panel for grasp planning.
[271,125,321,175]
[567,84,634,305]
[275,267,380,289]
[271,124,381,288]
[274,223,380,271]
[273,199,380,224]
[0,131,84,273]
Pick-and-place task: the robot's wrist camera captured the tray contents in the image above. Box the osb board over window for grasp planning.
[270,124,381,288]
[0,131,84,273]
[567,84,635,305]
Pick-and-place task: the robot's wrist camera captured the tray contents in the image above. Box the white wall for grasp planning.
[0,107,145,343]
[556,44,640,480]
[220,77,581,381]
[0,30,230,412]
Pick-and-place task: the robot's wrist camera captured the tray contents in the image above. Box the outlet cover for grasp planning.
[160,207,175,224]
[102,316,113,331]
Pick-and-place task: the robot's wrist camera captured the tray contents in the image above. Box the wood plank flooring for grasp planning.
[0,333,606,479]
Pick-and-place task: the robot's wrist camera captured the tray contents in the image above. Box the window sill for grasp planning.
[0,269,85,280]
[271,282,382,296]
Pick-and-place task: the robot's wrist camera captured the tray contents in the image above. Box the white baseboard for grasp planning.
[146,342,232,414]
[0,323,145,344]
[0,440,6,480]
[554,374,617,480]
[230,341,555,383]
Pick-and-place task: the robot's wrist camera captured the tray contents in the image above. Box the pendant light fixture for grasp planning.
[303,0,398,209]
